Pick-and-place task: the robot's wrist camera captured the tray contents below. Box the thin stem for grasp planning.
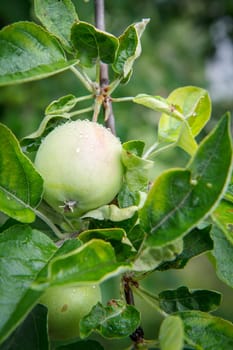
[94,0,105,30]
[69,106,94,118]
[94,0,108,85]
[93,97,103,122]
[142,142,159,159]
[143,141,176,159]
[70,66,93,92]
[133,286,168,317]
[95,59,101,84]
[123,277,136,305]
[111,96,134,103]
[34,209,67,239]
[74,94,94,103]
[172,109,185,121]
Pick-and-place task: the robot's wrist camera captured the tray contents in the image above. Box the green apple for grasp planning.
[39,284,101,340]
[35,120,123,215]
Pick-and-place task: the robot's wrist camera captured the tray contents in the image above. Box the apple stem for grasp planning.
[94,0,116,135]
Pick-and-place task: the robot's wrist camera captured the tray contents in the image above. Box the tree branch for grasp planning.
[123,275,145,346]
[94,0,105,30]
[94,0,116,134]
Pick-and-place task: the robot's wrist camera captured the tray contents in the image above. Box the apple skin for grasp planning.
[39,284,101,340]
[34,120,123,215]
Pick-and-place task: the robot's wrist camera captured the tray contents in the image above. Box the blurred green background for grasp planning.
[0,0,233,347]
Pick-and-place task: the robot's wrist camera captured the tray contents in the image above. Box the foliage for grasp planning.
[0,1,233,350]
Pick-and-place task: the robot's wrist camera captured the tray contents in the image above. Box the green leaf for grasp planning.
[21,93,81,151]
[21,95,79,152]
[178,311,233,350]
[21,91,83,150]
[80,300,140,339]
[159,286,221,314]
[87,207,138,235]
[112,25,137,75]
[57,340,104,350]
[133,94,185,121]
[117,183,141,208]
[52,237,83,260]
[133,238,183,272]
[133,94,197,156]
[122,140,153,192]
[0,21,77,86]
[71,21,119,66]
[79,228,134,262]
[35,239,130,288]
[79,228,126,243]
[159,315,184,350]
[123,140,146,157]
[175,122,198,156]
[134,87,211,155]
[0,123,43,223]
[0,225,57,344]
[159,86,211,138]
[127,224,145,251]
[81,203,139,222]
[112,19,150,78]
[157,225,213,270]
[34,0,79,51]
[211,225,233,288]
[212,199,233,244]
[140,113,232,247]
[45,94,77,115]
[1,304,49,350]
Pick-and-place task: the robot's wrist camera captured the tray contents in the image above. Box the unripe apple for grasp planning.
[39,284,101,340]
[35,120,123,215]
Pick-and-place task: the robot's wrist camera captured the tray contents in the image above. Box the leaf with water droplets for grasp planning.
[0,124,43,223]
[34,0,79,51]
[0,21,77,86]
